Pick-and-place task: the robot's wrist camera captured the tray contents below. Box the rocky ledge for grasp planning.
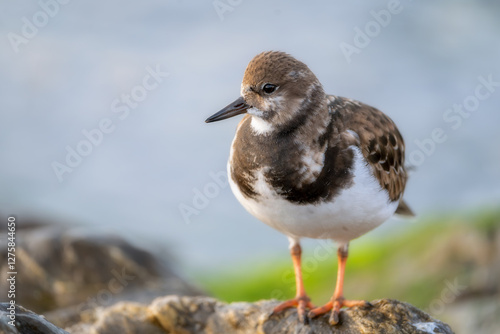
[0,218,458,333]
[1,296,453,334]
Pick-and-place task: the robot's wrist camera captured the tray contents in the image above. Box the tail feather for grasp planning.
[395,199,415,216]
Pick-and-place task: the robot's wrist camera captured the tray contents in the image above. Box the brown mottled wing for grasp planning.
[328,96,414,216]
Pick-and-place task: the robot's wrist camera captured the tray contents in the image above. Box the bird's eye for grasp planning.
[262,83,278,94]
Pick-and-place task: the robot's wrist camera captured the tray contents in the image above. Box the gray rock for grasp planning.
[65,296,455,334]
[1,296,455,333]
[0,303,69,334]
[0,221,204,328]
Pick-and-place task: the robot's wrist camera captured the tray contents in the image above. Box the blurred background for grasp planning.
[0,0,499,332]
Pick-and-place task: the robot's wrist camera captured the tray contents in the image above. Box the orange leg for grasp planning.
[271,241,314,323]
[308,243,371,325]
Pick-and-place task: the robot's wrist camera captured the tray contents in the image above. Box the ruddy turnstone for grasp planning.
[205,51,413,325]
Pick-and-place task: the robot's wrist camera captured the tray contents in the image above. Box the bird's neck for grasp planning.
[274,85,331,149]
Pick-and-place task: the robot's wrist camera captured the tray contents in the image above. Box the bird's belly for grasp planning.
[228,146,398,244]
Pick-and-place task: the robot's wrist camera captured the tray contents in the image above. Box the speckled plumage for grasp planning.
[207,50,413,233]
[325,95,410,204]
[229,52,411,212]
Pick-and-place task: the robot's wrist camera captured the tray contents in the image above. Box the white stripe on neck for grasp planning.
[249,113,273,135]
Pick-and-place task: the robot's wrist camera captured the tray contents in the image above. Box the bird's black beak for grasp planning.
[205,96,250,123]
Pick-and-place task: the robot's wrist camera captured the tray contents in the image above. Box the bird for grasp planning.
[205,51,413,325]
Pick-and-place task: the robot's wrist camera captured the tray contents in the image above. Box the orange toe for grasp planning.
[309,298,370,325]
[271,296,315,324]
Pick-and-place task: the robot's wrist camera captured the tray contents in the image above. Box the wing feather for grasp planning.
[327,95,411,208]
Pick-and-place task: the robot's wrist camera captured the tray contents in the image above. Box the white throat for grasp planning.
[248,108,274,135]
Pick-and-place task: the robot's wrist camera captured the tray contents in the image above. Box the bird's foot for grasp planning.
[270,295,315,324]
[308,297,371,325]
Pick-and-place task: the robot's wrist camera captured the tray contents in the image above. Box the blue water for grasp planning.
[1,0,499,271]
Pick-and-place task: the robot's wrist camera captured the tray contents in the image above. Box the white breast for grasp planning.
[228,145,398,244]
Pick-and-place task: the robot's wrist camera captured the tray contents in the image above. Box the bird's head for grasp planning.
[206,51,324,134]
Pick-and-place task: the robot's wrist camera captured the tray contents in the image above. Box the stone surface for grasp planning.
[0,218,456,334]
[63,296,454,334]
[0,303,69,334]
[7,214,497,333]
[0,220,204,328]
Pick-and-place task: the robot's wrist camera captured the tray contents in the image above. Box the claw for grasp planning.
[271,296,315,324]
[329,309,340,325]
[298,311,309,325]
[309,298,369,325]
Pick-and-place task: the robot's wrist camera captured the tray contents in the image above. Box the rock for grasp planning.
[0,303,69,334]
[0,221,205,328]
[66,302,166,334]
[439,295,500,334]
[63,296,454,334]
